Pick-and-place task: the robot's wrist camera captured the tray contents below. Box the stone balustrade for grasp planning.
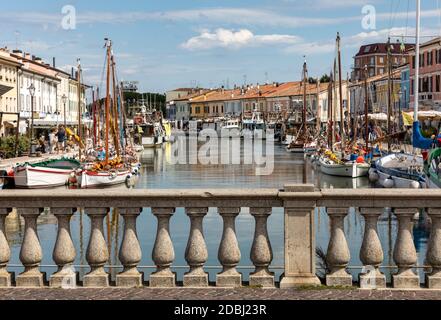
[0,186,441,289]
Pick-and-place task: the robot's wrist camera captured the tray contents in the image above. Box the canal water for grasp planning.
[5,138,430,284]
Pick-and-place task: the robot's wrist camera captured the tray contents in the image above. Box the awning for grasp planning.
[402,111,441,126]
[32,119,93,127]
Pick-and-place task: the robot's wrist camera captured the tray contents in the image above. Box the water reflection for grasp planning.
[5,138,431,283]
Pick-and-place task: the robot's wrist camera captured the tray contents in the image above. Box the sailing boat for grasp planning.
[76,39,133,189]
[286,60,312,153]
[371,1,427,189]
[318,33,370,178]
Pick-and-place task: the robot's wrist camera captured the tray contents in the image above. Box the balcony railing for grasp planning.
[0,186,441,289]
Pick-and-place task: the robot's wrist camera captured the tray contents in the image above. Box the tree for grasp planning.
[320,74,331,83]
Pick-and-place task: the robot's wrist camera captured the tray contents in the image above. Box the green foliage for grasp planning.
[320,74,331,83]
[0,135,30,159]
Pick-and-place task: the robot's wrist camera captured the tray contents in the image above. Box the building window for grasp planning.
[436,75,440,92]
[379,57,384,63]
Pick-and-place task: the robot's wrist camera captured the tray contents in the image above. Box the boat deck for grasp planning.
[0,152,78,172]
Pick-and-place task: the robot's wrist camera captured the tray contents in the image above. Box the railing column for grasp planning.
[217,207,242,287]
[359,208,386,289]
[150,208,176,287]
[392,208,419,289]
[116,208,143,288]
[426,208,441,288]
[280,185,320,288]
[326,208,352,287]
[184,207,209,287]
[0,208,12,287]
[83,208,110,288]
[50,208,77,288]
[16,208,45,287]
[250,207,274,288]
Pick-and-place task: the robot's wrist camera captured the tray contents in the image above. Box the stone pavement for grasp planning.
[1,287,441,300]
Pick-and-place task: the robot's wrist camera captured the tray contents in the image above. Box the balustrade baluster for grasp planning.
[83,208,109,287]
[116,208,143,287]
[426,208,441,288]
[359,208,385,289]
[250,207,274,288]
[50,208,77,288]
[184,207,209,287]
[0,208,11,287]
[150,208,176,287]
[392,208,419,288]
[217,207,241,287]
[326,208,352,287]
[16,208,44,287]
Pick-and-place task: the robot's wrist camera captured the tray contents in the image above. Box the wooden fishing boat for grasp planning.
[77,39,137,189]
[14,158,81,189]
[77,167,131,189]
[319,157,370,178]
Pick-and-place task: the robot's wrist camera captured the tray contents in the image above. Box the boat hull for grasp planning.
[14,165,73,189]
[319,160,369,178]
[374,153,426,188]
[77,169,130,189]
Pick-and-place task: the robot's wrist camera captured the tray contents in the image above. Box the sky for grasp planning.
[0,0,440,95]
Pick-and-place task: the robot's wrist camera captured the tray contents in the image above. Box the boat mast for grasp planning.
[387,37,392,153]
[77,59,82,160]
[92,87,96,147]
[96,87,101,147]
[316,79,321,135]
[414,0,421,128]
[105,39,111,164]
[328,72,333,149]
[111,55,121,157]
[302,58,307,139]
[337,32,346,152]
[364,65,369,152]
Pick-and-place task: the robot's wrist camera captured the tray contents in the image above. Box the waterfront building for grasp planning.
[409,37,441,111]
[174,89,210,121]
[0,48,21,136]
[239,83,274,116]
[15,52,61,133]
[223,89,242,117]
[352,42,413,82]
[349,70,401,119]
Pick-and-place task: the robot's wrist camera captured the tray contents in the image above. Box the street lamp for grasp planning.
[62,94,67,128]
[28,83,36,156]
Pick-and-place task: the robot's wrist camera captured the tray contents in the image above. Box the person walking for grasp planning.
[56,126,66,154]
[49,128,57,154]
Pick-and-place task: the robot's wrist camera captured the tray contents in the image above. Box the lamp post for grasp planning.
[62,94,67,128]
[28,83,36,156]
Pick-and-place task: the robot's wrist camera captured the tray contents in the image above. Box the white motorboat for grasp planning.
[371,153,427,189]
[242,111,266,139]
[14,158,81,189]
[221,119,241,138]
[319,157,370,178]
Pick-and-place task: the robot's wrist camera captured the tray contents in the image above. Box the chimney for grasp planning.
[71,67,74,78]
[25,53,31,60]
[52,57,56,68]
[12,49,22,55]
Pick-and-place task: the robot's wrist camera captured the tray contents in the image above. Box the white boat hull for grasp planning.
[14,164,72,189]
[319,160,369,178]
[77,169,130,189]
[376,169,426,188]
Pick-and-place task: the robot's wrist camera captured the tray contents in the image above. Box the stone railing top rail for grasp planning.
[1,185,441,209]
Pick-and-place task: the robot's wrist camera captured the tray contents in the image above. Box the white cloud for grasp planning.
[181,28,301,50]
